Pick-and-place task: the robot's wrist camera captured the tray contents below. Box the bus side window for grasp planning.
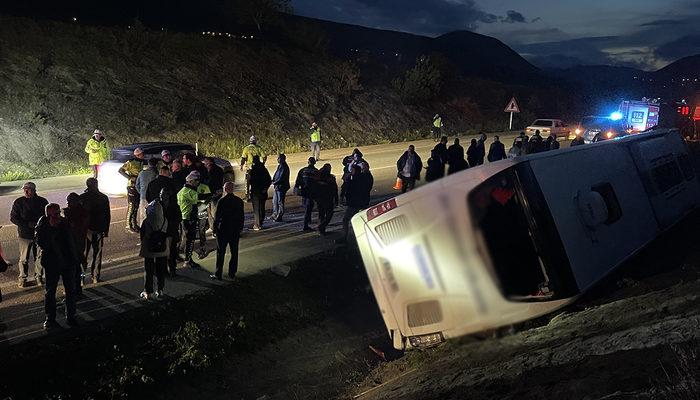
[591,183,622,225]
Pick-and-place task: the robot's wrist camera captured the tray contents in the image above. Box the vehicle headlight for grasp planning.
[409,332,444,348]
[606,131,614,139]
[575,128,581,135]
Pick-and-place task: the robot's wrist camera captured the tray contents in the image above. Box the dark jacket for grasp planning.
[487,141,507,162]
[425,158,445,182]
[447,144,468,174]
[467,143,479,167]
[272,162,291,192]
[63,204,89,243]
[529,135,544,153]
[35,217,79,270]
[294,165,319,198]
[346,172,373,208]
[206,164,225,195]
[213,193,245,237]
[432,142,448,165]
[571,136,585,146]
[10,195,49,239]
[396,152,423,180]
[546,136,560,151]
[249,163,272,199]
[79,189,111,234]
[475,139,486,165]
[171,169,187,192]
[146,175,177,204]
[162,196,182,237]
[315,173,338,206]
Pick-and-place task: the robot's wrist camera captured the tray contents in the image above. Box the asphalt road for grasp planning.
[0,132,524,345]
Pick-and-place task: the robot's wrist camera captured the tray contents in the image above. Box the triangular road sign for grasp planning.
[504,97,520,113]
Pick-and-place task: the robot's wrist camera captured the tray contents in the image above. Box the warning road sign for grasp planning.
[504,97,520,113]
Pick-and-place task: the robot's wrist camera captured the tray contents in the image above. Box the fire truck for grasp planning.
[615,99,660,132]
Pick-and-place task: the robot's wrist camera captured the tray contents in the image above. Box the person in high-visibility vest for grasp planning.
[309,122,321,161]
[84,129,110,178]
[240,135,267,201]
[432,114,443,141]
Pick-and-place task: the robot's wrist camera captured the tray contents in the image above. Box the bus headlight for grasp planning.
[409,332,444,348]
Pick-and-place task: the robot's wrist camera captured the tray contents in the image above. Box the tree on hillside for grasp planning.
[392,56,443,104]
[224,0,292,32]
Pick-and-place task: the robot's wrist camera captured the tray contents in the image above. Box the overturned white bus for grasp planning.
[352,129,700,350]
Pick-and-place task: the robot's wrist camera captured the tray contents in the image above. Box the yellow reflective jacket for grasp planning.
[310,127,321,143]
[119,159,143,187]
[177,184,211,220]
[84,138,109,166]
[433,116,442,128]
[241,144,266,166]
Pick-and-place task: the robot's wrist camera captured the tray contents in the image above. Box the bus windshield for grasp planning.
[468,163,576,301]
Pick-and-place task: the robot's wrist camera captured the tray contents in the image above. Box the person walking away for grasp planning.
[425,150,445,182]
[271,154,290,222]
[546,132,560,151]
[177,171,206,269]
[240,136,267,201]
[396,145,423,193]
[315,164,338,235]
[157,186,181,277]
[487,135,507,162]
[118,147,145,233]
[84,129,109,179]
[341,165,373,242]
[529,130,544,153]
[202,157,224,232]
[63,193,89,296]
[467,139,479,168]
[211,182,244,280]
[447,138,467,174]
[432,114,443,141]
[295,157,319,231]
[475,133,487,165]
[79,178,111,284]
[11,182,48,287]
[571,133,585,146]
[36,203,80,329]
[136,158,159,227]
[139,200,168,300]
[310,122,321,161]
[248,155,272,231]
[170,159,186,191]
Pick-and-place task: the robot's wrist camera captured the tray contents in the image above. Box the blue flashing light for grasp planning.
[610,111,623,121]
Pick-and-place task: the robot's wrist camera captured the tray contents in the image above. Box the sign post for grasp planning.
[504,97,521,131]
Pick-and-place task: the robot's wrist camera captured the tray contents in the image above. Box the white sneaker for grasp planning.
[139,291,151,300]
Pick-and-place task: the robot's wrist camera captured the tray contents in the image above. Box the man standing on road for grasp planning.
[432,114,443,141]
[341,165,373,242]
[158,186,182,278]
[546,132,560,151]
[36,203,79,329]
[10,182,48,288]
[315,164,338,235]
[63,193,89,295]
[170,159,186,191]
[571,133,585,147]
[80,178,111,284]
[295,157,319,232]
[118,147,145,233]
[177,171,206,269]
[487,136,507,162]
[210,182,244,281]
[396,145,423,193]
[146,166,176,204]
[529,130,544,153]
[159,149,173,169]
[84,129,109,179]
[433,135,449,172]
[475,133,487,165]
[310,122,321,161]
[271,154,290,222]
[447,138,467,174]
[240,136,267,201]
[249,155,272,231]
[136,158,159,227]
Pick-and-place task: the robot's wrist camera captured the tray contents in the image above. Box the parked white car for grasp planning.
[525,119,570,138]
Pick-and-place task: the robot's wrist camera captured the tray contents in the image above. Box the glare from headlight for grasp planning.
[606,131,614,139]
[575,128,581,135]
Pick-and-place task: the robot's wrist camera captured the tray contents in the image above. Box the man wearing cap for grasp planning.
[10,182,49,287]
[159,149,173,169]
[118,147,145,233]
[309,122,321,161]
[240,135,266,201]
[84,129,109,179]
[176,171,211,269]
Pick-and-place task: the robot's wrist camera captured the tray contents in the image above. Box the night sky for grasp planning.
[291,0,700,70]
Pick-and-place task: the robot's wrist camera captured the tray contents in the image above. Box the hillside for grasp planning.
[0,14,564,180]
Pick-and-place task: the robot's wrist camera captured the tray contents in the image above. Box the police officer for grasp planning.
[10,182,48,287]
[294,157,319,232]
[84,129,109,179]
[432,114,443,141]
[177,171,210,269]
[118,147,145,233]
[310,122,321,161]
[36,203,80,329]
[240,136,267,201]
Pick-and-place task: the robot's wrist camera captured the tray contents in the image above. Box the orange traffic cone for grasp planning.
[393,177,403,191]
